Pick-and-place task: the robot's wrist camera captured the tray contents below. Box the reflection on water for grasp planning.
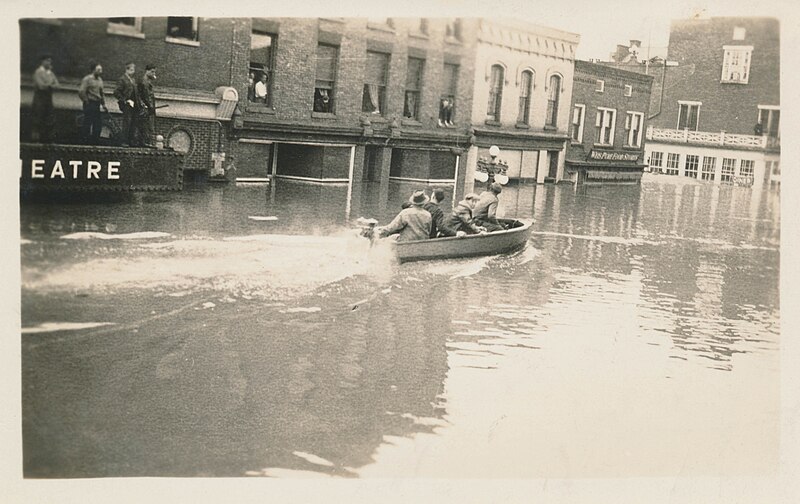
[20,175,780,478]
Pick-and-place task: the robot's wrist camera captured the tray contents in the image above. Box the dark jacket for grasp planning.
[138,76,156,113]
[377,205,432,242]
[440,201,482,236]
[114,74,138,109]
[422,201,445,238]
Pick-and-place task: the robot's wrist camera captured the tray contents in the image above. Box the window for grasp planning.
[721,158,736,183]
[249,32,275,106]
[733,27,746,41]
[439,63,458,126]
[721,46,753,84]
[739,159,755,178]
[487,65,504,122]
[107,17,143,37]
[595,79,604,93]
[445,19,461,42]
[166,17,199,43]
[624,84,632,97]
[404,57,424,120]
[757,106,780,138]
[595,107,616,145]
[650,151,663,170]
[363,51,389,115]
[677,101,700,130]
[701,156,716,181]
[517,70,533,124]
[314,44,338,113]
[571,104,585,142]
[684,154,699,178]
[665,153,680,176]
[546,75,561,127]
[625,112,644,147]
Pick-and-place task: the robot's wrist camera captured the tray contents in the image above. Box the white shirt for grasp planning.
[255,81,267,100]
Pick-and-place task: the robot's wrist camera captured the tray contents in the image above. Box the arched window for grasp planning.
[517,70,533,124]
[546,74,561,126]
[487,64,504,122]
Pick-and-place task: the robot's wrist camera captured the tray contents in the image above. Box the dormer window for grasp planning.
[733,26,746,40]
[721,45,753,84]
[595,79,604,93]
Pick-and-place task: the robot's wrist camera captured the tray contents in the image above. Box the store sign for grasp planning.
[589,150,640,162]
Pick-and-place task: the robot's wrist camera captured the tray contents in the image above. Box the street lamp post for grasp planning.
[475,145,509,189]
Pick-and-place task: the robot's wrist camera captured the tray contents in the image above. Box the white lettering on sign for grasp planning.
[28,160,124,180]
[32,159,45,178]
[87,161,101,179]
[51,160,65,178]
[108,161,120,180]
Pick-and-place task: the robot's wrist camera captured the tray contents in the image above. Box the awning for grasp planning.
[215,86,239,121]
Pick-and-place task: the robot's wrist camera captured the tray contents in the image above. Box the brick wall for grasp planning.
[20,18,237,92]
[569,60,653,158]
[651,17,779,134]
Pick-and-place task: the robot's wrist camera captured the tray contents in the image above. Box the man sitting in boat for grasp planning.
[440,193,486,237]
[472,182,504,232]
[375,190,432,242]
[422,188,446,238]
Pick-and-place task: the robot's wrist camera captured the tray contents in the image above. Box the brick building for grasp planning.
[643,17,780,186]
[20,16,585,205]
[20,17,241,175]
[564,60,654,184]
[463,20,579,191]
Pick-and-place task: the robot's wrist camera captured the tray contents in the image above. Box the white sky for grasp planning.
[6,0,793,61]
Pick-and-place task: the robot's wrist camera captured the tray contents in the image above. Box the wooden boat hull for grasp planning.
[20,142,184,194]
[393,219,533,263]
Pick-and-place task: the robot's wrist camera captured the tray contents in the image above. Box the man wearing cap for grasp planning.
[113,61,139,146]
[376,190,432,242]
[31,54,59,143]
[137,64,157,147]
[472,182,504,232]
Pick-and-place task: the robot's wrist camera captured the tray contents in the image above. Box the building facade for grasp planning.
[565,60,653,184]
[643,17,780,187]
[20,17,584,207]
[463,20,579,192]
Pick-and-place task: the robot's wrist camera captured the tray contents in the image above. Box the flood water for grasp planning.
[19,174,781,478]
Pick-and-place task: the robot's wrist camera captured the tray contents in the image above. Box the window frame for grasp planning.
[570,104,586,143]
[624,84,632,97]
[248,31,276,108]
[545,74,561,127]
[107,17,144,39]
[677,100,701,131]
[739,159,755,178]
[440,63,458,126]
[404,57,425,120]
[517,70,534,125]
[314,43,339,114]
[721,45,753,84]
[166,17,200,46]
[625,111,644,147]
[362,50,390,116]
[701,156,716,181]
[721,158,736,183]
[487,64,504,122]
[684,154,699,178]
[665,153,680,175]
[650,151,663,170]
[595,107,617,146]
[757,105,780,138]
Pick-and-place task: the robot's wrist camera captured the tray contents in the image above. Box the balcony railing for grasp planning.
[646,126,779,149]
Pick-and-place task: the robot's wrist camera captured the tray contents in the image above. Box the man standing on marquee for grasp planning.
[78,61,107,144]
[137,64,158,147]
[31,54,59,143]
[113,61,139,146]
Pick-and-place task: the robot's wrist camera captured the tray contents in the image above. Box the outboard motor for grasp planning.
[355,217,379,242]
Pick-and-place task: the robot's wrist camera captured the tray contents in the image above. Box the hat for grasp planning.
[409,190,429,206]
[490,182,503,194]
[464,192,480,201]
[145,64,157,71]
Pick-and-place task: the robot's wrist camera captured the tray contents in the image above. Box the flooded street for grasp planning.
[19,175,780,479]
